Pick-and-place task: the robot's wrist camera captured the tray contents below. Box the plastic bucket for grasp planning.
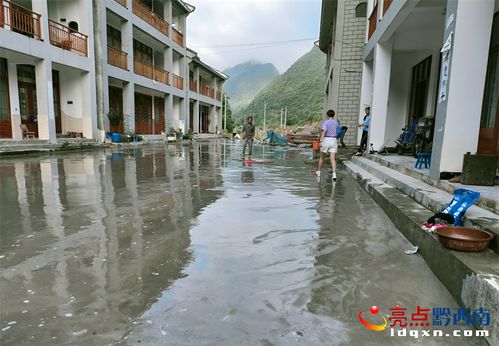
[111,133,122,143]
[312,141,320,151]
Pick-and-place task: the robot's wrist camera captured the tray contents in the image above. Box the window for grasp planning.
[107,25,122,50]
[133,40,153,64]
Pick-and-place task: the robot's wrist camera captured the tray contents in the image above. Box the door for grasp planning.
[0,58,11,138]
[52,70,62,133]
[109,86,124,133]
[153,97,164,134]
[201,106,210,133]
[18,81,38,137]
[134,93,152,134]
[408,56,432,125]
[478,13,499,167]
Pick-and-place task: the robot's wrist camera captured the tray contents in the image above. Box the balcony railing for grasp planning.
[108,46,127,70]
[0,0,41,40]
[215,91,222,101]
[132,0,168,36]
[134,57,168,85]
[49,19,88,56]
[173,74,183,89]
[172,27,184,47]
[383,0,393,15]
[200,83,214,98]
[368,5,377,40]
[189,79,197,92]
[114,0,127,7]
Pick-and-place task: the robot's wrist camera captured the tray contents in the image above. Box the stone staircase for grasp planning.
[344,155,499,345]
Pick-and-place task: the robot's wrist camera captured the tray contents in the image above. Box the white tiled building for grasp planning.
[358,0,498,178]
[318,0,367,146]
[0,0,226,141]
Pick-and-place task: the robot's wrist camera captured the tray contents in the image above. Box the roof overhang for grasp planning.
[187,48,229,80]
[318,0,338,53]
[174,0,195,15]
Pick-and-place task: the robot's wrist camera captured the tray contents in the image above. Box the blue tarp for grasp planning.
[266,130,288,145]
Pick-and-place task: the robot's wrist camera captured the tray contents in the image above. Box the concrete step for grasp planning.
[366,154,499,215]
[344,160,499,346]
[351,156,499,254]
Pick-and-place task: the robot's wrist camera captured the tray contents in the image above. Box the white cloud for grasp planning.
[186,0,321,73]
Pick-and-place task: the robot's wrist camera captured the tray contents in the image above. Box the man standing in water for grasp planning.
[241,116,256,160]
[316,109,339,181]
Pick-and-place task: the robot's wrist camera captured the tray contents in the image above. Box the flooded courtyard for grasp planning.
[0,142,486,345]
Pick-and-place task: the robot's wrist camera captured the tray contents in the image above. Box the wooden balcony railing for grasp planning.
[114,0,127,7]
[189,79,197,92]
[132,0,168,36]
[49,19,88,56]
[215,91,222,101]
[172,27,184,47]
[368,5,378,40]
[108,46,127,70]
[134,57,168,85]
[0,0,41,40]
[383,0,393,15]
[173,74,183,89]
[200,83,214,98]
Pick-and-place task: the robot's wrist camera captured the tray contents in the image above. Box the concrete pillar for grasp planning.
[123,82,134,132]
[7,62,21,139]
[179,97,187,132]
[81,71,98,139]
[165,0,173,28]
[370,40,392,150]
[430,0,495,177]
[193,99,200,133]
[166,93,174,130]
[194,66,200,92]
[35,60,56,143]
[358,61,373,145]
[165,47,173,85]
[122,19,133,73]
[209,105,216,133]
[31,0,48,42]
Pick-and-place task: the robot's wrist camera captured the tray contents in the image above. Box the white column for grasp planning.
[166,93,174,130]
[358,61,373,145]
[7,62,21,139]
[82,71,98,139]
[209,105,216,133]
[31,0,49,42]
[122,19,133,72]
[193,99,200,133]
[194,66,200,93]
[431,0,495,175]
[123,82,134,132]
[369,39,392,150]
[165,47,173,85]
[35,59,56,143]
[179,97,187,132]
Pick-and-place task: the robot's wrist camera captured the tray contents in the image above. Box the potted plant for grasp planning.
[107,109,123,143]
[167,127,177,142]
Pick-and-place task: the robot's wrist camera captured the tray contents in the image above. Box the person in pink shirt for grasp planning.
[316,109,339,181]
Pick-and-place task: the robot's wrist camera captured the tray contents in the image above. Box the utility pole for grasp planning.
[280,108,283,129]
[284,107,287,129]
[263,101,267,132]
[223,94,227,131]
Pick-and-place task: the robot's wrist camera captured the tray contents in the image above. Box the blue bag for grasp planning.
[337,121,343,138]
[440,189,480,226]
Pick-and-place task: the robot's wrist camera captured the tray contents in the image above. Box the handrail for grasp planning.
[107,45,128,70]
[173,74,183,89]
[189,79,197,92]
[134,57,169,85]
[172,26,184,47]
[49,19,88,56]
[0,0,41,40]
[132,0,169,36]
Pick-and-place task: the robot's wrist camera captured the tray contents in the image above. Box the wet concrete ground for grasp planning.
[0,142,486,345]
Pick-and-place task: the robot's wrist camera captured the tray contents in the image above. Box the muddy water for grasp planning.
[0,142,485,345]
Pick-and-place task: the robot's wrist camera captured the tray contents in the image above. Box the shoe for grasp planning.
[332,172,337,181]
[315,170,321,177]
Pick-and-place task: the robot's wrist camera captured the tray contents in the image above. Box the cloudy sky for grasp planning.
[186,0,322,73]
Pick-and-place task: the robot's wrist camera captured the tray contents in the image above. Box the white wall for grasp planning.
[59,68,85,132]
[385,53,411,146]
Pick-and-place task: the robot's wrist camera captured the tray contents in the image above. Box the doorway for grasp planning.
[0,58,11,138]
[17,65,38,136]
[134,93,152,134]
[52,70,61,133]
[201,105,209,133]
[153,96,164,134]
[109,86,124,133]
[478,13,499,168]
[408,55,432,125]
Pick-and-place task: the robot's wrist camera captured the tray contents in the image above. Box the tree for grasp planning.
[222,94,235,133]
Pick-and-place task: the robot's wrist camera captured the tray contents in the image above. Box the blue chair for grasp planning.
[415,152,431,169]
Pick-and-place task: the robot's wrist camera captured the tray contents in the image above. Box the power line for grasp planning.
[201,39,317,56]
[195,37,318,49]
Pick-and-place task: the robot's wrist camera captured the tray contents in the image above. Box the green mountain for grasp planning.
[239,46,326,127]
[223,61,279,112]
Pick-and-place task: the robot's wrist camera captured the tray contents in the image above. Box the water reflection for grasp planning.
[0,143,223,344]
